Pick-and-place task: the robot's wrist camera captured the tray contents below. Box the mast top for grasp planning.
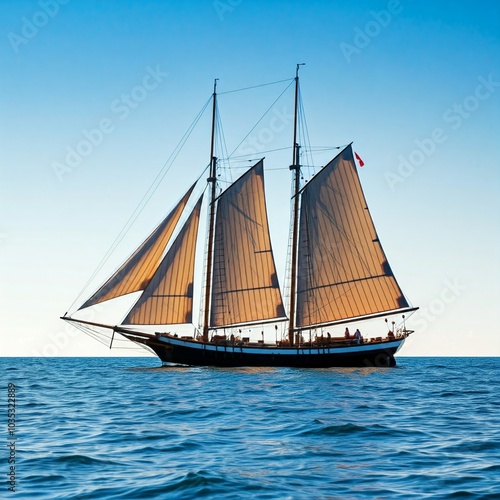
[296,63,305,78]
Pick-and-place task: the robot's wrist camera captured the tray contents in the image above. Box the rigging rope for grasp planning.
[219,78,294,95]
[68,96,213,313]
[225,146,291,161]
[68,77,303,314]
[70,321,148,351]
[226,79,295,160]
[215,103,233,188]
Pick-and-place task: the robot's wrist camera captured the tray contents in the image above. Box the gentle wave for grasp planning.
[2,357,499,499]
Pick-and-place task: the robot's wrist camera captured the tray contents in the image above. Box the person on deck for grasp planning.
[344,328,350,339]
[354,329,363,344]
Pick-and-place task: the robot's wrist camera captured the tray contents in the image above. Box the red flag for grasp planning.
[355,152,365,167]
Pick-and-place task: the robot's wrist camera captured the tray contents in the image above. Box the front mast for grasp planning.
[202,79,218,342]
[288,63,304,345]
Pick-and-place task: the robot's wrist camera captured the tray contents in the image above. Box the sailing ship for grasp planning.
[62,67,418,367]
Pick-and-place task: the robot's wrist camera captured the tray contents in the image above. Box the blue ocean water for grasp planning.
[1,357,499,499]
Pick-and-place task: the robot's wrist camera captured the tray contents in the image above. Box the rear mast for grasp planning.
[202,79,218,342]
[288,63,304,345]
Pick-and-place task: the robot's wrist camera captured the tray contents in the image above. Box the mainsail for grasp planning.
[79,184,195,310]
[123,195,203,325]
[296,145,410,329]
[210,160,286,327]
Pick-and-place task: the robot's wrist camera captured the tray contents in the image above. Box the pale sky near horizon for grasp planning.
[1,0,499,357]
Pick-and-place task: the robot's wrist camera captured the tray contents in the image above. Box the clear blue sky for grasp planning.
[1,0,499,356]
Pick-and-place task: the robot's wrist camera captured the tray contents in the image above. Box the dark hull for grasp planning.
[125,333,405,368]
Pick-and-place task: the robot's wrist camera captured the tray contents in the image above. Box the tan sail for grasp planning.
[210,160,286,327]
[296,145,410,329]
[123,195,203,325]
[79,185,195,310]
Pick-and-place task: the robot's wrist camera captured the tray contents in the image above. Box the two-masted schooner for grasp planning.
[62,67,418,367]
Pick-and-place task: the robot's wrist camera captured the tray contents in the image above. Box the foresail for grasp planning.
[296,145,409,329]
[123,195,203,325]
[78,184,195,310]
[210,160,286,328]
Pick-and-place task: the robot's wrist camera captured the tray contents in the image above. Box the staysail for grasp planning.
[296,145,410,329]
[123,195,203,325]
[78,184,195,310]
[210,160,286,327]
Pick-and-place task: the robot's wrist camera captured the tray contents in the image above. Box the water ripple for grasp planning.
[1,357,499,499]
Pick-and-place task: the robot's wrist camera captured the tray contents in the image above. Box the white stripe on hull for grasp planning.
[156,335,405,356]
